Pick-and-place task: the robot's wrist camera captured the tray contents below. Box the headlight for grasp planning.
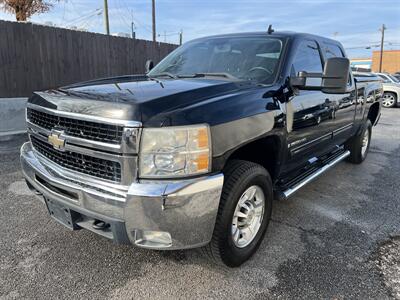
[139,124,211,178]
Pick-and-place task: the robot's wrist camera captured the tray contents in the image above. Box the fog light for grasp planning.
[134,230,172,248]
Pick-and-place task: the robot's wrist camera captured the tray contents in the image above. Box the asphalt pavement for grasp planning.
[0,108,399,300]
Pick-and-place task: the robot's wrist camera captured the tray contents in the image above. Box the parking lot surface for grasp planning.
[1,108,399,300]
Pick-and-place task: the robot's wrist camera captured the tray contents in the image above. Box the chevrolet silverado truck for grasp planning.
[21,31,382,267]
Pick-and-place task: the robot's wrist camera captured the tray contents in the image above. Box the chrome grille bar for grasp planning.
[27,108,124,144]
[31,135,122,182]
[26,103,141,154]
[26,102,141,185]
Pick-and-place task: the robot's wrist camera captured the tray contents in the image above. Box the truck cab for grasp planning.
[21,31,382,267]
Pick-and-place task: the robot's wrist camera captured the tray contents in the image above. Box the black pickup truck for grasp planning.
[21,31,382,267]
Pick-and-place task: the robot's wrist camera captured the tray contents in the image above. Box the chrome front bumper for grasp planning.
[20,142,224,250]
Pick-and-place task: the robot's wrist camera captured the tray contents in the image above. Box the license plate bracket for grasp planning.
[45,198,79,230]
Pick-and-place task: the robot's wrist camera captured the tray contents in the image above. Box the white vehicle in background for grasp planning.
[375,72,400,108]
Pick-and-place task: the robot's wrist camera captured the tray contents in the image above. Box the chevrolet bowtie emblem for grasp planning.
[48,131,65,150]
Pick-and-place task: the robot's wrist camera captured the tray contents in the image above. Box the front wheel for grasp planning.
[346,120,372,164]
[203,160,273,267]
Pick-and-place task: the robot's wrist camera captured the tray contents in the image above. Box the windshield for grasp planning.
[148,36,284,84]
[388,74,400,83]
[378,74,390,83]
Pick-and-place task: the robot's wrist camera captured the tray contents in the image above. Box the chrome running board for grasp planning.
[281,150,350,199]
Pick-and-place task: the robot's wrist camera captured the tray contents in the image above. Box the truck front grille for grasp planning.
[30,135,121,182]
[27,108,123,144]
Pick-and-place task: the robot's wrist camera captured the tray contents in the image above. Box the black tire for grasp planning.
[346,120,372,164]
[203,160,273,267]
[382,92,397,108]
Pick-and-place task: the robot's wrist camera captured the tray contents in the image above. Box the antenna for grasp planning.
[267,24,274,34]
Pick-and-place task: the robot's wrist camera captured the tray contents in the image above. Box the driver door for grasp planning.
[284,40,336,172]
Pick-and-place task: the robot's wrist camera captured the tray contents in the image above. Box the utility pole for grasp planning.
[152,0,156,42]
[179,30,183,45]
[131,10,136,39]
[131,22,136,39]
[379,24,386,72]
[103,0,110,35]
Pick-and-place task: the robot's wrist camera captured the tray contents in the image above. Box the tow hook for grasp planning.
[92,220,110,230]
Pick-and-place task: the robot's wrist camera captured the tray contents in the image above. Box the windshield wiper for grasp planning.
[189,72,238,80]
[148,72,178,79]
[149,72,238,80]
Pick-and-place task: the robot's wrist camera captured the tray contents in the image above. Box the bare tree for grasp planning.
[0,0,60,21]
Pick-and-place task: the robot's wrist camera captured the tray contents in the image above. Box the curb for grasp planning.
[0,97,28,136]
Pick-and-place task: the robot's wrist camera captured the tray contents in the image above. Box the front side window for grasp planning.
[291,40,323,86]
[292,40,323,75]
[148,36,284,84]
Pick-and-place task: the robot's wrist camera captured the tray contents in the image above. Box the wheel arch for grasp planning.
[383,88,399,102]
[222,134,285,182]
[367,102,381,126]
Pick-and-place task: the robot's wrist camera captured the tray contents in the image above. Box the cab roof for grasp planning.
[193,31,341,45]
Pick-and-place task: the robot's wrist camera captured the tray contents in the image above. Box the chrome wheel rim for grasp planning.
[361,129,369,157]
[232,185,265,248]
[382,94,395,107]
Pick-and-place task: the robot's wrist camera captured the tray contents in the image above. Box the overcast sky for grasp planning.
[1,0,399,58]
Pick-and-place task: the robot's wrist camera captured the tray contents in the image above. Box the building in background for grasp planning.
[350,58,372,71]
[371,50,400,73]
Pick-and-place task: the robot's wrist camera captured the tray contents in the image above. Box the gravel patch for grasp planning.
[376,237,400,299]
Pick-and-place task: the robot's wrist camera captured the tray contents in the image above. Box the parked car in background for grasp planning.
[21,31,382,267]
[376,72,400,84]
[375,72,400,108]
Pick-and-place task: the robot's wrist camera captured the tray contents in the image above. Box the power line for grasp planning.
[115,0,153,34]
[334,27,400,37]
[61,1,66,22]
[113,8,131,30]
[344,40,399,50]
[118,0,137,39]
[62,8,102,27]
[79,11,102,30]
[73,9,103,29]
[114,0,135,32]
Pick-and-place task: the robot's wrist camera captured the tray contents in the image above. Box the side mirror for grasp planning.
[321,57,350,93]
[145,60,154,73]
[290,57,350,94]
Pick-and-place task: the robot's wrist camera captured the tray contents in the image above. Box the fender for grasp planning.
[383,85,400,100]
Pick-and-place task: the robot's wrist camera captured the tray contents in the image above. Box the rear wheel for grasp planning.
[382,92,397,108]
[346,120,372,164]
[204,160,273,267]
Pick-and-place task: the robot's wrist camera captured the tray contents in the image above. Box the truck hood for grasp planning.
[29,75,253,125]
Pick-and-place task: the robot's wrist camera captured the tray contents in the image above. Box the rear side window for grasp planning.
[324,43,344,58]
[292,40,323,75]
